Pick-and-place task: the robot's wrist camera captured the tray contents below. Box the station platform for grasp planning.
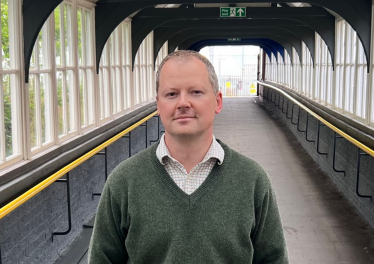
[56,97,374,264]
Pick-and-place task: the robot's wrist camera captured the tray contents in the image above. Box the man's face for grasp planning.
[156,57,222,140]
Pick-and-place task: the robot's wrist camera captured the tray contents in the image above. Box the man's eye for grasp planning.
[192,90,202,95]
[166,92,177,97]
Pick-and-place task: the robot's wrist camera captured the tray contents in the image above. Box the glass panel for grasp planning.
[123,67,128,109]
[116,67,121,112]
[29,75,37,148]
[38,30,44,70]
[87,69,94,124]
[103,68,110,118]
[336,66,343,108]
[99,69,104,119]
[124,23,130,65]
[85,10,92,66]
[356,66,363,117]
[111,67,116,113]
[1,0,10,70]
[327,66,333,105]
[77,8,83,66]
[67,70,75,132]
[30,44,36,71]
[54,6,61,66]
[64,4,73,66]
[114,28,120,66]
[79,69,85,126]
[56,71,64,135]
[122,23,126,64]
[40,73,46,143]
[109,36,112,66]
[3,74,12,156]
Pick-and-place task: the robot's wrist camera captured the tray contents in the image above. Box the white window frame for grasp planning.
[0,0,23,169]
[77,6,96,132]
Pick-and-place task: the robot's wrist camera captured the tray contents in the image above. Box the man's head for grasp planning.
[156,50,222,141]
[156,50,219,95]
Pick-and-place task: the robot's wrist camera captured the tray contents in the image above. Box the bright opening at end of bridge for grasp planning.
[200,46,261,97]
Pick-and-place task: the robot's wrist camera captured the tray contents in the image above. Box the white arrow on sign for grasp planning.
[237,8,244,16]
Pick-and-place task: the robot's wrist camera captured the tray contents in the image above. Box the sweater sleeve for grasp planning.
[252,184,289,264]
[88,182,128,264]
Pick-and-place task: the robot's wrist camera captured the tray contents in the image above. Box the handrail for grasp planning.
[0,111,158,219]
[258,81,374,158]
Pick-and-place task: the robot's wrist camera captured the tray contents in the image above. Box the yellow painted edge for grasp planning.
[0,111,158,219]
[258,82,374,158]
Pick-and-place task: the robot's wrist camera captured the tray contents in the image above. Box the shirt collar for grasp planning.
[156,134,225,165]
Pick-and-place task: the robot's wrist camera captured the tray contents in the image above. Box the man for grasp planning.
[88,50,288,263]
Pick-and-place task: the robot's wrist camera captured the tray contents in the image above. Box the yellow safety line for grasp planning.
[0,111,158,219]
[258,81,374,158]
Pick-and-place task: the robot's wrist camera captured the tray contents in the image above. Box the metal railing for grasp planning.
[259,81,373,202]
[0,111,160,240]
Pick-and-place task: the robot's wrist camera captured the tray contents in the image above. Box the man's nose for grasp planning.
[177,93,191,109]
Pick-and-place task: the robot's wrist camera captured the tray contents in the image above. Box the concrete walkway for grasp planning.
[214,97,374,264]
[60,97,374,264]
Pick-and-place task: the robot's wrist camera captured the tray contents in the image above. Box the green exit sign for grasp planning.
[228,38,242,41]
[220,7,246,17]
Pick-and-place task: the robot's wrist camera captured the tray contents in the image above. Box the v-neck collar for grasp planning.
[150,140,231,209]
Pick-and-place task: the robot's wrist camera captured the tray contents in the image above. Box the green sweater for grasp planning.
[88,141,288,264]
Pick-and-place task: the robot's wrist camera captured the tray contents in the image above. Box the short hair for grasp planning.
[156,50,219,94]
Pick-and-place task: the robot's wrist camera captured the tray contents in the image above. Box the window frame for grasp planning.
[0,0,24,169]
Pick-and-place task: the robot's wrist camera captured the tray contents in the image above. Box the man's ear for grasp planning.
[156,95,161,115]
[215,91,223,114]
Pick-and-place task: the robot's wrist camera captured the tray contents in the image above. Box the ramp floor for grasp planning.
[58,97,374,264]
[214,97,374,263]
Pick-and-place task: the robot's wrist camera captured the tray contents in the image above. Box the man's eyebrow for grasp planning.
[162,87,178,91]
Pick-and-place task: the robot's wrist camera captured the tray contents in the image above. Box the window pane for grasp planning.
[3,74,12,156]
[64,4,73,67]
[54,6,61,66]
[67,70,75,132]
[85,10,92,66]
[87,69,94,124]
[38,30,44,70]
[1,0,10,70]
[40,73,51,144]
[56,71,64,135]
[77,9,83,66]
[30,43,36,71]
[80,69,85,126]
[29,75,37,148]
[111,67,116,114]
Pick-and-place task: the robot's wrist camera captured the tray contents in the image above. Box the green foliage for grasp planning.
[1,0,9,66]
[1,0,12,156]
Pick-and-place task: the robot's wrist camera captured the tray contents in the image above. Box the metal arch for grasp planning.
[320,0,371,70]
[153,27,293,63]
[134,7,330,70]
[95,2,156,73]
[96,0,369,71]
[23,0,63,83]
[149,19,312,70]
[296,16,335,69]
[155,18,310,56]
[190,39,278,60]
[287,26,315,67]
[171,28,302,62]
[178,34,295,65]
[151,20,309,62]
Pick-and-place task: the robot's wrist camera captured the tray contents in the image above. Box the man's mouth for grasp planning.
[174,116,195,120]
